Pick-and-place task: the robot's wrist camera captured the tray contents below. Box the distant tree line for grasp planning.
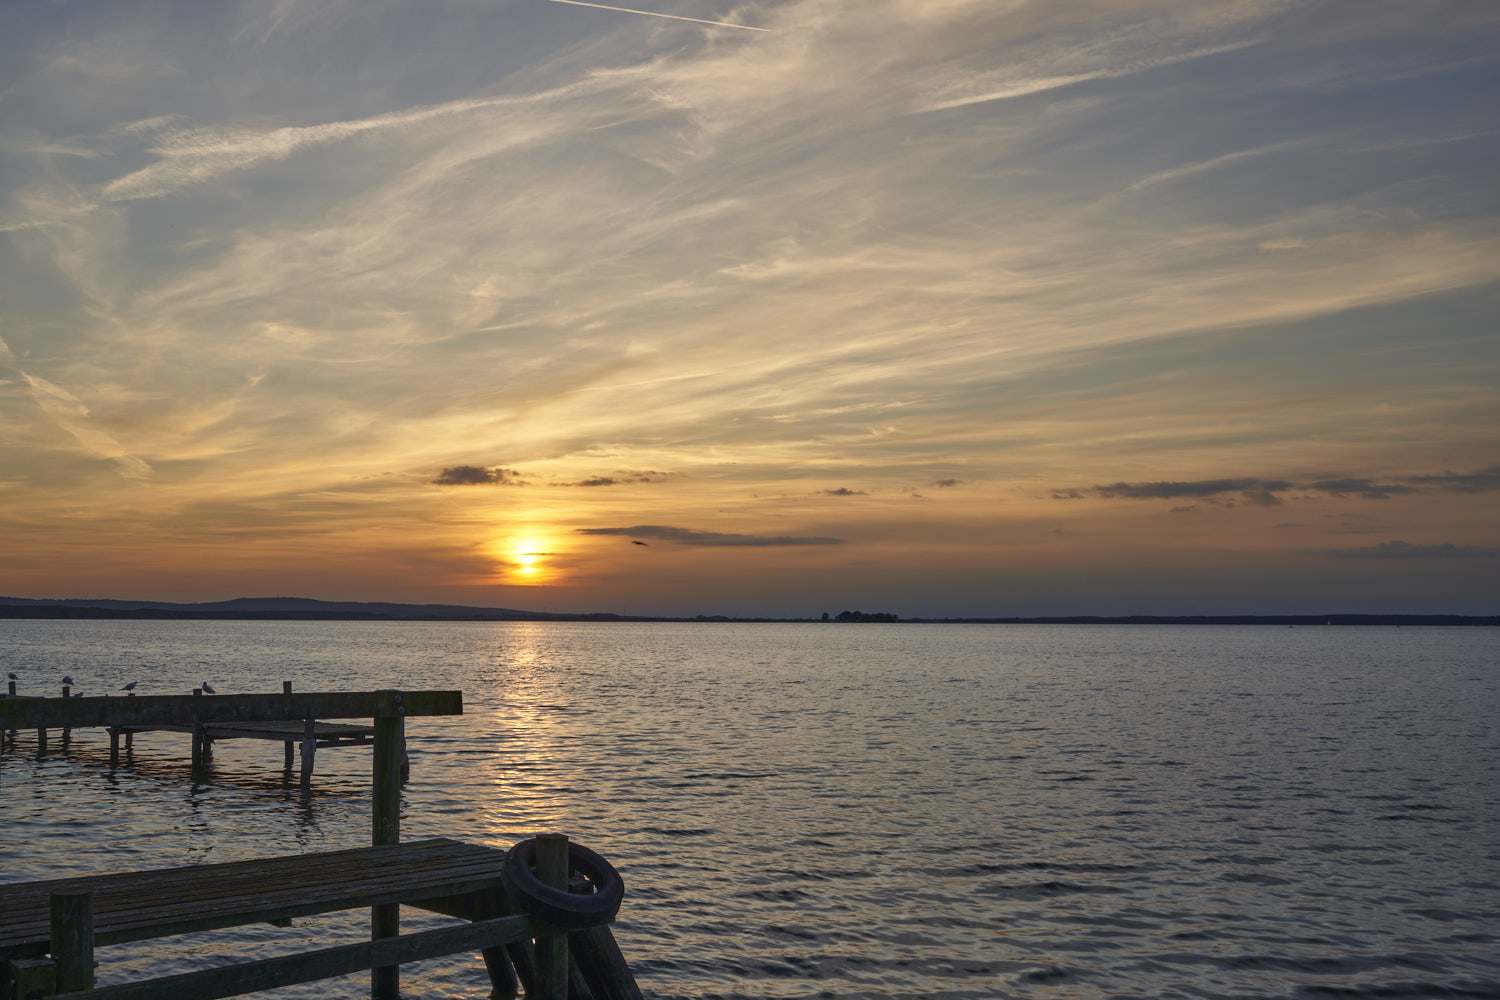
[828,610,899,622]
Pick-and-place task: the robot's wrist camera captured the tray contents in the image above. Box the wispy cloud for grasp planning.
[546,0,769,32]
[18,373,152,479]
[100,91,584,202]
[921,39,1263,113]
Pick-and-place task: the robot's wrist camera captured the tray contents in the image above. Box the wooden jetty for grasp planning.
[5,680,388,780]
[0,690,642,1000]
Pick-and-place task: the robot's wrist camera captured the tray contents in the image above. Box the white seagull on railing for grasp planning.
[120,682,138,692]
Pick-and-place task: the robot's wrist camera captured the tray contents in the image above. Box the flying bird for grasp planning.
[202,682,216,694]
[633,540,648,546]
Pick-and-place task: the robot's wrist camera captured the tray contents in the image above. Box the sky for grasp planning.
[1,0,1497,618]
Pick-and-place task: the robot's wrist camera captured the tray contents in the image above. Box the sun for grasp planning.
[500,534,556,583]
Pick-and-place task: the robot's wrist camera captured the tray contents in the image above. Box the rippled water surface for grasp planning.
[2,621,1497,999]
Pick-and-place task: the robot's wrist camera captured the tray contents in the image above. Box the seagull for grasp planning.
[202,682,216,694]
[62,675,74,686]
[6,672,17,680]
[120,682,138,692]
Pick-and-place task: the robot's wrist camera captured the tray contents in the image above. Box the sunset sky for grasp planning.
[2,0,1497,617]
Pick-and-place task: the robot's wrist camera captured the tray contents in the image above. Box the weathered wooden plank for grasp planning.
[1,848,508,936]
[111,721,374,741]
[0,690,461,731]
[3,874,508,954]
[0,840,508,959]
[50,913,549,1000]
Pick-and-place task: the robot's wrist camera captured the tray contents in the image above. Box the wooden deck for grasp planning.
[0,838,507,961]
[0,838,611,1000]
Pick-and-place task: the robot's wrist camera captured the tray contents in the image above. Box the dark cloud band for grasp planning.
[1064,465,1500,505]
[578,525,844,546]
[1323,540,1500,560]
[432,465,522,485]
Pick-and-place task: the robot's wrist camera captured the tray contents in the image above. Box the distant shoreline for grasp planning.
[0,597,1494,626]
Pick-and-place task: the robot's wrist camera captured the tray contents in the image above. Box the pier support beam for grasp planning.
[282,681,295,770]
[300,716,316,784]
[49,892,94,993]
[370,700,405,1000]
[533,834,570,1000]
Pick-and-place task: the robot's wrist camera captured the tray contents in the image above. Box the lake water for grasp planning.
[1,621,1497,999]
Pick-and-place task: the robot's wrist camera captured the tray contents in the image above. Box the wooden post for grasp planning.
[6,679,14,695]
[372,708,403,846]
[481,943,521,1000]
[492,890,537,999]
[6,956,57,1000]
[572,925,645,1000]
[370,697,405,1000]
[49,892,93,992]
[533,834,570,1000]
[191,689,207,766]
[300,715,316,784]
[282,682,295,769]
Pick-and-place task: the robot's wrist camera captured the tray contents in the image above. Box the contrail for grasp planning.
[546,0,770,31]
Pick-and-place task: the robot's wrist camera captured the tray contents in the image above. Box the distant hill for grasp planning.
[0,596,651,621]
[0,597,1493,625]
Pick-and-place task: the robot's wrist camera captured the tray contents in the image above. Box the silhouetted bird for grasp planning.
[7,672,17,680]
[202,682,216,694]
[120,682,138,692]
[62,675,74,685]
[633,540,648,546]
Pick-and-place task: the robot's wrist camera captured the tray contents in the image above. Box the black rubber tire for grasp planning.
[501,838,625,929]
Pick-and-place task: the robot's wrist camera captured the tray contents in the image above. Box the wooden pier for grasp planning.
[5,679,391,780]
[0,690,642,1000]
